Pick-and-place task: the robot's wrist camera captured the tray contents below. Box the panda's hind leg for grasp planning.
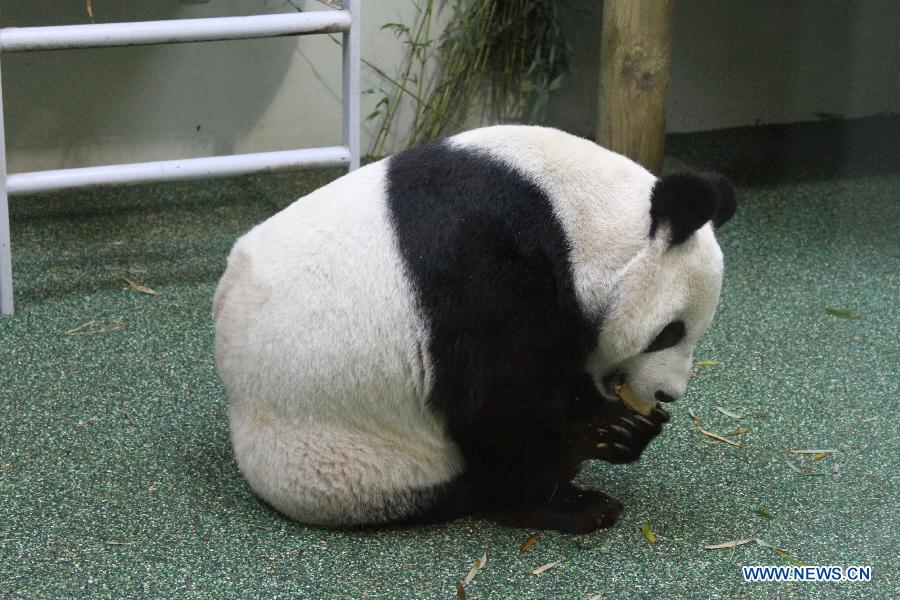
[393,426,625,533]
[395,378,663,533]
[489,483,624,534]
[390,472,623,534]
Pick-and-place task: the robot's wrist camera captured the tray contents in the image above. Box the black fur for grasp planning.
[707,173,737,228]
[386,140,666,533]
[649,172,736,245]
[644,320,686,353]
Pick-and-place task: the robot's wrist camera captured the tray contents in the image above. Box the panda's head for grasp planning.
[443,126,734,414]
[586,171,736,415]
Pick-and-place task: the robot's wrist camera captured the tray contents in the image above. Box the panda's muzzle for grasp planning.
[602,372,678,403]
[600,371,664,417]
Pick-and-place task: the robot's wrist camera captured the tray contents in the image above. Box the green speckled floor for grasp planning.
[2,117,898,599]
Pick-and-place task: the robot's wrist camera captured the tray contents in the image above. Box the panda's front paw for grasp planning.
[592,404,670,464]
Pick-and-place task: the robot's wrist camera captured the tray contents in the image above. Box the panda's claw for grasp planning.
[609,424,631,439]
[580,401,670,463]
[619,416,639,428]
[632,415,656,428]
[565,385,671,464]
[596,445,634,464]
[651,406,671,423]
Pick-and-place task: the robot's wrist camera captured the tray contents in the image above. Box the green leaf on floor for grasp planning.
[775,549,808,567]
[757,506,775,520]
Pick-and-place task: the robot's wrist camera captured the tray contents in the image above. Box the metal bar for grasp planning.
[0,11,351,52]
[0,58,13,314]
[341,0,360,171]
[7,147,350,197]
[0,7,361,315]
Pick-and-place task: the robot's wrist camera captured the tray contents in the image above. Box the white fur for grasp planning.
[449,126,656,318]
[586,224,724,404]
[214,159,462,526]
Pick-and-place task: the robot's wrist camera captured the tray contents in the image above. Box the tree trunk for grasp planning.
[598,0,675,174]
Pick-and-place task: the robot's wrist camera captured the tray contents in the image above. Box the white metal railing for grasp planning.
[0,2,360,315]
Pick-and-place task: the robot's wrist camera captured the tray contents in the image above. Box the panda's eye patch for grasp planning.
[644,320,686,353]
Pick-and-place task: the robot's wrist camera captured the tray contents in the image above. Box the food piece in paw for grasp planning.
[614,383,657,417]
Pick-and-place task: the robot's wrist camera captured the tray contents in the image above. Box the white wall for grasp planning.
[2,0,898,174]
[665,0,900,132]
[1,0,432,174]
[545,0,900,137]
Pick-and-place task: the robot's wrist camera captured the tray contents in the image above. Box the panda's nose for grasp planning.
[655,391,677,403]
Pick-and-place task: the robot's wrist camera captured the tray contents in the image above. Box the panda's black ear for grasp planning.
[649,172,736,246]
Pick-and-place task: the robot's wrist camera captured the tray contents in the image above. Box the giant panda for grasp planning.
[213,125,735,534]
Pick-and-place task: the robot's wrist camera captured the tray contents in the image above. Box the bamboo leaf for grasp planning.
[698,428,741,446]
[716,406,744,419]
[757,506,775,520]
[520,533,539,553]
[381,22,409,33]
[548,72,569,91]
[641,523,657,544]
[531,560,561,575]
[463,551,487,584]
[775,549,808,567]
[122,277,158,296]
[704,538,754,550]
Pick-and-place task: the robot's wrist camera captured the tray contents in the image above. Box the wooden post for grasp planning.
[598,0,674,174]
